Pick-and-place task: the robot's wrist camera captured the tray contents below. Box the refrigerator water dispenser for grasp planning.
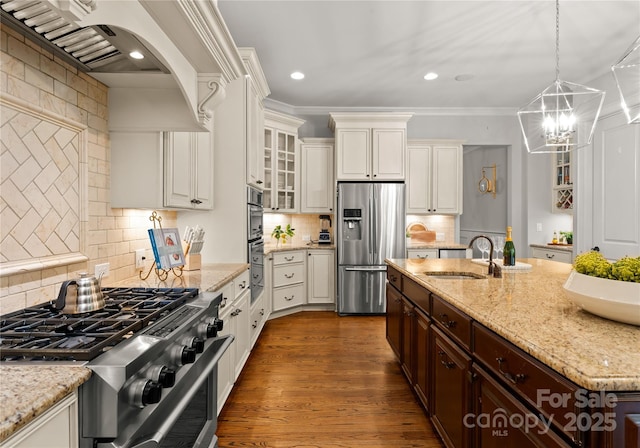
[342,209,362,240]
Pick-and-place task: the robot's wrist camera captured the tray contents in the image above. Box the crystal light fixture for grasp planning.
[612,35,640,124]
[517,0,605,154]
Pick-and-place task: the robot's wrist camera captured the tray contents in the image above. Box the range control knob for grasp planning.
[157,366,176,388]
[145,365,176,388]
[199,322,218,339]
[172,345,196,365]
[127,379,162,408]
[183,336,204,353]
[211,317,224,332]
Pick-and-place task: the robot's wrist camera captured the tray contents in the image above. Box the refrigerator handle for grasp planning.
[368,194,374,258]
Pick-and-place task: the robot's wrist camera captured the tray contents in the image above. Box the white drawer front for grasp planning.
[273,283,305,311]
[531,247,572,263]
[273,250,305,265]
[273,263,305,287]
[407,249,438,259]
[234,270,250,298]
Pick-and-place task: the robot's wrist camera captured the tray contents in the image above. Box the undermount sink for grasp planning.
[423,271,486,280]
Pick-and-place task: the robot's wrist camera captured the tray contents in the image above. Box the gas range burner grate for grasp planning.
[0,287,198,361]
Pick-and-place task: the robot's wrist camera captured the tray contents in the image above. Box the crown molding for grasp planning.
[263,99,517,117]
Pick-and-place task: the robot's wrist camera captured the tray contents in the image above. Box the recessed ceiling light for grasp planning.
[455,74,474,82]
[290,71,305,80]
[424,72,438,81]
[129,51,144,60]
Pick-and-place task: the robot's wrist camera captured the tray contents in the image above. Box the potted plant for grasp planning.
[271,224,295,248]
[559,231,573,244]
[563,251,640,325]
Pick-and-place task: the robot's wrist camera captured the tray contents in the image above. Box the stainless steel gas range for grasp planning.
[0,287,233,448]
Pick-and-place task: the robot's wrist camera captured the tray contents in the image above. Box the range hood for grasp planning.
[1,0,168,74]
[1,0,248,132]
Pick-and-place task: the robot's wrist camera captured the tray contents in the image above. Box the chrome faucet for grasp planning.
[468,235,502,278]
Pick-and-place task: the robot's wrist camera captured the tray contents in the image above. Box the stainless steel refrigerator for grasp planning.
[337,182,406,315]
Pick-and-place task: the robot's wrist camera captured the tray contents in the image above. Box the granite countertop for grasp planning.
[386,257,640,391]
[407,241,469,250]
[530,243,574,253]
[0,263,248,442]
[106,262,250,293]
[264,242,335,255]
[0,366,91,441]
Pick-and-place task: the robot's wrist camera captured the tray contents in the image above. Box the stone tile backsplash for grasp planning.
[0,27,176,314]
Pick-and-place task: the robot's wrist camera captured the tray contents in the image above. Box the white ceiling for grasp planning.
[217,0,640,111]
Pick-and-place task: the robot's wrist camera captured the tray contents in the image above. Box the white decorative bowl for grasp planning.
[563,271,640,326]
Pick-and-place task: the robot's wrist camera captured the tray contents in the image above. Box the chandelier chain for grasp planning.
[555,0,560,81]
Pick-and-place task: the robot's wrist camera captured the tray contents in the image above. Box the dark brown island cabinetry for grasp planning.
[385,265,640,448]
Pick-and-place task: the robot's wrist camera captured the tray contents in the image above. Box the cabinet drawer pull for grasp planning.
[496,357,526,384]
[252,321,258,329]
[438,351,455,369]
[390,274,398,282]
[545,253,555,259]
[417,254,429,259]
[284,273,295,279]
[285,295,295,301]
[438,313,457,329]
[238,281,247,289]
[260,309,265,316]
[284,256,294,261]
[220,297,228,308]
[231,309,241,317]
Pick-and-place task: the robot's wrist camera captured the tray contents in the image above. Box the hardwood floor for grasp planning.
[217,311,444,448]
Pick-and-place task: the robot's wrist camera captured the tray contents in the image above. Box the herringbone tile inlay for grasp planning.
[1,103,82,264]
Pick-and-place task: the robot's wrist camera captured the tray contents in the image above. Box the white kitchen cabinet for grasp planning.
[1,392,78,448]
[300,138,335,213]
[216,281,236,414]
[110,131,213,210]
[407,248,438,259]
[164,131,214,209]
[329,113,413,181]
[263,110,305,212]
[240,48,269,189]
[307,250,335,305]
[577,110,640,259]
[249,290,269,349]
[245,77,265,189]
[271,250,306,311]
[530,246,573,264]
[406,140,464,214]
[230,272,251,380]
[552,149,573,214]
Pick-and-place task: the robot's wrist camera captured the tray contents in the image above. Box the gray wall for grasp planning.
[461,146,508,234]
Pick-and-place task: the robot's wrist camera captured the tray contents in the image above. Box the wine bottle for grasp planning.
[503,226,516,266]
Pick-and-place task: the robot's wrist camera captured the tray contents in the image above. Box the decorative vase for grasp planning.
[563,271,640,326]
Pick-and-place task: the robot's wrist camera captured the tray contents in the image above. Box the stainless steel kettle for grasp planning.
[54,272,106,314]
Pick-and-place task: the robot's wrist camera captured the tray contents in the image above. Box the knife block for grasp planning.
[183,253,201,271]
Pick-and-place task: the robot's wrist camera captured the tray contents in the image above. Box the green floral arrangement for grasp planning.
[271,224,295,244]
[573,251,640,283]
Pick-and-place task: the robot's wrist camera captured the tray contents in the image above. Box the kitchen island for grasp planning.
[0,263,248,444]
[385,257,640,448]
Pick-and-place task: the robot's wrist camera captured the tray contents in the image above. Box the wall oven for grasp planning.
[247,186,264,304]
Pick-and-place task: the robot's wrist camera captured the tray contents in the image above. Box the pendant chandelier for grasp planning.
[517,0,605,154]
[612,35,640,124]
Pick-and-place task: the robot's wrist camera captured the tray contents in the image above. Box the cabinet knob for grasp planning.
[546,254,555,259]
[257,180,263,184]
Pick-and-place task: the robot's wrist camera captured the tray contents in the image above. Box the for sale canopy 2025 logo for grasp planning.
[463,388,617,437]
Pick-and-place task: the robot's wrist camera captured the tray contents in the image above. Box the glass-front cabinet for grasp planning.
[263,110,305,212]
[553,149,573,213]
